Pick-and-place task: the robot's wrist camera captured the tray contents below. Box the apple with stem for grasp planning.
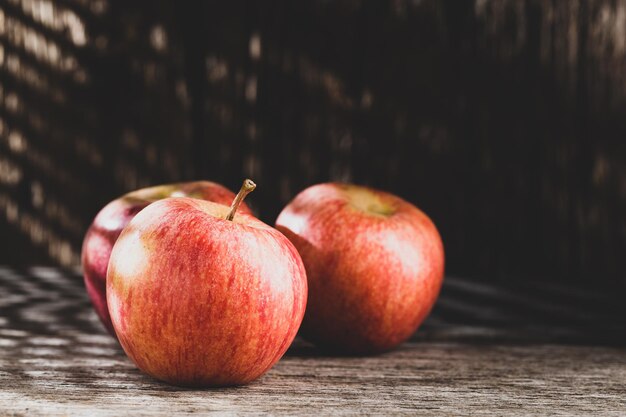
[275,183,444,354]
[81,181,251,337]
[106,179,307,387]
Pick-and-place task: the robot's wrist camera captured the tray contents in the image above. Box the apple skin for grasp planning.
[275,183,444,355]
[106,197,307,387]
[81,181,251,337]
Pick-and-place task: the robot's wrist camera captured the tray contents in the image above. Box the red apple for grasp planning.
[106,180,307,387]
[275,183,444,354]
[81,181,251,337]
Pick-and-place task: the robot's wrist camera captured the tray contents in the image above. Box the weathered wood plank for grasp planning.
[1,340,625,416]
[0,267,624,415]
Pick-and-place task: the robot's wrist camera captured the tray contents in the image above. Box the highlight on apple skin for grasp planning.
[81,181,251,337]
[106,181,307,387]
[275,183,444,355]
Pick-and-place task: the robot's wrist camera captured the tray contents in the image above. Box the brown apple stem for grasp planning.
[226,179,256,221]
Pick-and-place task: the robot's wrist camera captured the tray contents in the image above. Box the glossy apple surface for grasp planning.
[275,183,444,354]
[106,196,307,387]
[81,181,251,336]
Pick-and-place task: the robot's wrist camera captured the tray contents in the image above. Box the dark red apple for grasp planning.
[275,183,444,354]
[81,181,251,336]
[106,180,307,387]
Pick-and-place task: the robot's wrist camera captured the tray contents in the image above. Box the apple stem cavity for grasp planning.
[226,179,256,221]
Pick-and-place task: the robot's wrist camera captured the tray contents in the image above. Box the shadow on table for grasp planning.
[285,275,626,357]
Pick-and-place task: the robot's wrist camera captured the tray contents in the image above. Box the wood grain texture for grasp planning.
[0,267,625,416]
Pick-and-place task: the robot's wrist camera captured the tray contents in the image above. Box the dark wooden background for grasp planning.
[0,0,624,288]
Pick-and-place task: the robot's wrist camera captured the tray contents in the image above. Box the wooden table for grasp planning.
[1,266,624,415]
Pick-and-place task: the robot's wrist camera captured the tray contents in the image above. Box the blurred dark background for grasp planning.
[0,0,624,290]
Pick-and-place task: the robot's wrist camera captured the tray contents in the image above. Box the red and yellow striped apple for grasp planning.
[276,183,444,354]
[106,180,307,386]
[81,181,251,336]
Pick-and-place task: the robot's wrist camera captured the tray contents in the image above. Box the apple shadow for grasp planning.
[284,336,396,359]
